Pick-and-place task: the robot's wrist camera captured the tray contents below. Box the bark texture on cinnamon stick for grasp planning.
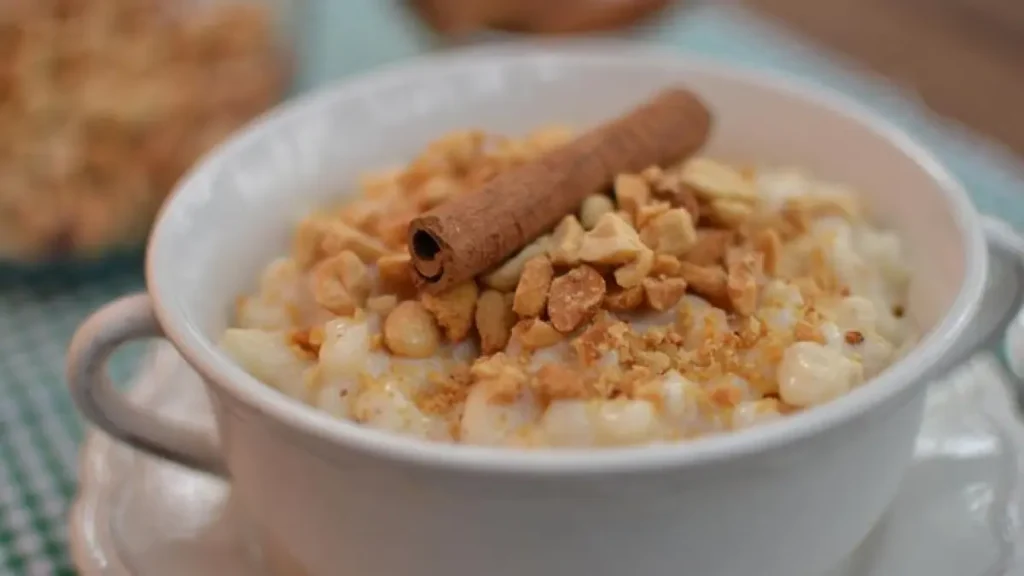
[408,88,712,292]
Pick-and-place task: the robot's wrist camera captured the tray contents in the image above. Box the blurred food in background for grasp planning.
[408,0,672,36]
[0,0,290,262]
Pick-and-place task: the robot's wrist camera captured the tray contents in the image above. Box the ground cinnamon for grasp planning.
[408,88,712,292]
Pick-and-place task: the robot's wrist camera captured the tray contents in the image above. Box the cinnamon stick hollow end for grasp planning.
[409,87,713,293]
[409,216,451,283]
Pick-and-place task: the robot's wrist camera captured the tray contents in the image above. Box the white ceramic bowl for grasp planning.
[66,42,1024,576]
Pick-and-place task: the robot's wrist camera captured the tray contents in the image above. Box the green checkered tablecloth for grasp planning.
[3,4,1024,574]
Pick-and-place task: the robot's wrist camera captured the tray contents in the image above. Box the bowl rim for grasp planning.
[146,39,987,476]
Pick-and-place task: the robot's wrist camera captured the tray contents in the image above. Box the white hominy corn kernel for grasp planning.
[731,400,783,429]
[352,380,451,441]
[778,341,864,407]
[221,329,312,400]
[541,400,599,447]
[319,318,373,380]
[593,399,660,445]
[460,382,539,446]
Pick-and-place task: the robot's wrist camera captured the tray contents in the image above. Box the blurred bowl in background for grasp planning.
[407,0,674,36]
[0,0,301,267]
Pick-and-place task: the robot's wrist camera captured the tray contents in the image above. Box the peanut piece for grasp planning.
[483,235,551,291]
[476,289,515,354]
[604,285,645,311]
[642,277,687,311]
[683,229,733,266]
[679,262,728,304]
[311,250,371,315]
[512,318,564,350]
[707,199,753,228]
[548,215,584,266]
[644,165,702,221]
[754,228,782,276]
[614,173,650,217]
[320,220,389,263]
[377,252,416,298]
[421,281,479,341]
[662,183,701,222]
[383,301,441,358]
[533,364,587,401]
[293,216,329,268]
[635,200,671,229]
[636,350,672,374]
[614,247,654,289]
[513,256,554,318]
[727,252,760,316]
[547,265,607,333]
[640,208,697,257]
[578,212,645,265]
[680,157,757,201]
[579,194,615,230]
[471,353,528,403]
[651,254,681,276]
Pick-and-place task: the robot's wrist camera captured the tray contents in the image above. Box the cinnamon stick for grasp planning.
[408,88,712,292]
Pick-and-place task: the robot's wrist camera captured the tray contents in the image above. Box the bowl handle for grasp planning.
[66,293,227,477]
[926,216,1024,381]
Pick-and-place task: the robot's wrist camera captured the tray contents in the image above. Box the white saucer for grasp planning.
[69,343,1024,576]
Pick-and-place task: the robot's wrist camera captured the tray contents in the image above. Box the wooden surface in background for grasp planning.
[742,0,1024,160]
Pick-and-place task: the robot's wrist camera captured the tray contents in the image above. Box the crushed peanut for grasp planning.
[421,281,479,342]
[644,165,702,221]
[642,277,688,311]
[377,252,417,297]
[706,198,754,228]
[726,252,760,316]
[548,215,585,266]
[683,229,734,266]
[579,194,615,230]
[614,247,655,289]
[604,285,646,311]
[476,289,515,354]
[311,251,370,315]
[513,256,555,317]
[512,319,564,350]
[579,213,645,265]
[651,254,682,277]
[680,158,757,201]
[484,235,551,291]
[614,173,651,218]
[678,262,728,305]
[754,228,782,276]
[533,364,588,402]
[547,265,607,332]
[471,353,528,404]
[639,208,698,257]
[635,201,672,230]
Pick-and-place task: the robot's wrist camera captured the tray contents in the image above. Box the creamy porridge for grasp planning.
[220,127,916,448]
